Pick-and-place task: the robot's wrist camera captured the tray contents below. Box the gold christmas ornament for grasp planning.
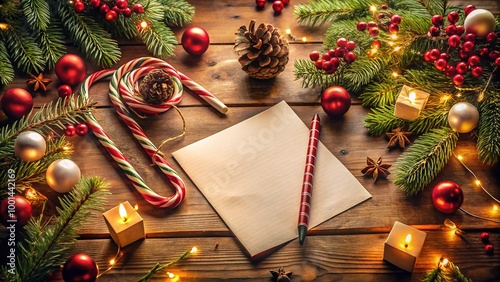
[448,102,479,133]
[46,159,81,193]
[464,9,496,38]
[14,131,47,162]
[235,20,289,79]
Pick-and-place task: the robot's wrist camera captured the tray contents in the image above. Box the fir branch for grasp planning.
[343,56,388,93]
[0,39,15,85]
[56,1,121,67]
[22,0,50,31]
[421,257,472,282]
[36,20,66,70]
[138,248,196,282]
[139,21,177,58]
[394,127,458,195]
[477,92,500,165]
[0,138,73,196]
[294,0,372,26]
[363,105,404,135]
[359,79,400,108]
[293,59,344,90]
[408,103,450,134]
[0,177,110,282]
[0,95,94,146]
[160,0,195,27]
[3,23,45,74]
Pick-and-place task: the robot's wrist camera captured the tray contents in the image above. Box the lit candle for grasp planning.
[394,85,430,121]
[383,221,427,272]
[404,234,411,248]
[103,201,145,248]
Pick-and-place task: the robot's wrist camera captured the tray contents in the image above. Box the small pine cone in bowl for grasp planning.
[234,20,289,79]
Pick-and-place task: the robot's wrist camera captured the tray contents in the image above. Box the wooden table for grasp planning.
[4,0,500,281]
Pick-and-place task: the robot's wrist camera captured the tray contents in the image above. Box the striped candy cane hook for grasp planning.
[79,57,227,208]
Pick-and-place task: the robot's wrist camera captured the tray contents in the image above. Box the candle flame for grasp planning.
[119,203,128,222]
[408,92,416,103]
[405,234,411,248]
[134,204,139,210]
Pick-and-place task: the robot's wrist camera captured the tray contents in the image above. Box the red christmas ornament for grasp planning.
[480,232,490,243]
[62,254,99,282]
[65,124,77,137]
[272,1,284,13]
[485,244,494,255]
[76,123,89,136]
[255,0,266,8]
[1,88,33,120]
[0,195,32,226]
[181,27,210,56]
[321,86,351,118]
[58,85,73,99]
[55,54,87,86]
[431,181,464,214]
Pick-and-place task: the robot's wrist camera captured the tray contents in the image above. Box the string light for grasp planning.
[388,41,394,46]
[0,23,8,30]
[138,20,149,30]
[493,205,498,211]
[438,256,449,268]
[97,246,123,278]
[284,28,306,42]
[391,34,397,40]
[301,37,307,42]
[393,46,401,52]
[370,5,377,12]
[190,246,198,253]
[392,71,399,78]
[167,272,175,279]
[443,218,464,235]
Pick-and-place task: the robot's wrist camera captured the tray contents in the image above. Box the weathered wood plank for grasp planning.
[49,231,500,281]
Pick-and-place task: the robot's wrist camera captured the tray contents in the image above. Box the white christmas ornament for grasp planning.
[464,9,496,38]
[46,159,81,193]
[14,131,46,162]
[448,102,479,133]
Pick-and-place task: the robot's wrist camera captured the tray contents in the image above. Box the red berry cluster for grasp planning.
[356,5,402,37]
[309,38,357,74]
[255,0,290,14]
[65,123,89,137]
[480,232,494,255]
[425,6,500,86]
[73,0,144,22]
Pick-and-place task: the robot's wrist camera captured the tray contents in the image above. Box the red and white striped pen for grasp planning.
[298,113,321,245]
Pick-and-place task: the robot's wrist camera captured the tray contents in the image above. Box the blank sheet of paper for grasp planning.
[173,101,371,258]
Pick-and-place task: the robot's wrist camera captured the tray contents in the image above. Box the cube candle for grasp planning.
[394,85,430,120]
[383,221,426,272]
[103,201,145,248]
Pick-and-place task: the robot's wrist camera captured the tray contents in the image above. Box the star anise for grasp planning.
[270,267,292,282]
[386,127,412,148]
[361,157,391,182]
[26,73,52,92]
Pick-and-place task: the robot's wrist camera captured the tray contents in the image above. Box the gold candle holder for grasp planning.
[394,85,430,121]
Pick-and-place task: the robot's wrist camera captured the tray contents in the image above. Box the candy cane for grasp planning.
[79,57,227,208]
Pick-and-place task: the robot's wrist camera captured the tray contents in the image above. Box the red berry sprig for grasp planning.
[309,38,357,74]
[356,4,402,53]
[73,0,144,21]
[65,123,89,137]
[424,7,500,86]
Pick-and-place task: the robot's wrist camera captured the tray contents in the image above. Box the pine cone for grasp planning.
[235,20,289,79]
[139,69,175,104]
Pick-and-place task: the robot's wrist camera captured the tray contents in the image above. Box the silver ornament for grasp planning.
[46,159,81,193]
[14,131,46,162]
[448,102,479,133]
[464,9,496,38]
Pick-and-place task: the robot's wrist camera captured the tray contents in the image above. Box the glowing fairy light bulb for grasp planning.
[139,20,148,29]
[190,246,198,253]
[370,5,377,12]
[302,37,307,42]
[167,272,175,279]
[392,71,399,78]
[475,179,481,186]
[285,28,291,35]
[391,34,397,40]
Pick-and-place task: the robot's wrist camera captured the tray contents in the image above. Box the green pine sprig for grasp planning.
[22,0,50,31]
[477,91,500,165]
[138,248,196,282]
[160,0,195,27]
[421,257,472,282]
[0,177,110,282]
[363,105,403,135]
[0,40,15,85]
[140,21,177,58]
[394,127,458,195]
[294,0,372,26]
